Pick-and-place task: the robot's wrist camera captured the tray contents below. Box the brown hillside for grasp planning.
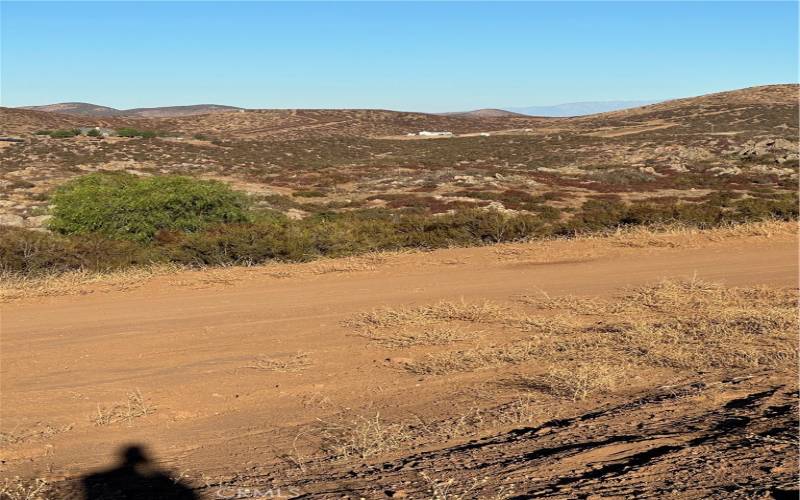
[1,84,796,229]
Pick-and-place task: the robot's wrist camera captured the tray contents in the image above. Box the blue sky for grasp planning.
[1,1,797,111]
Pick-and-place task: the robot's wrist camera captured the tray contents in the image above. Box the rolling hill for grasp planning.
[19,102,241,118]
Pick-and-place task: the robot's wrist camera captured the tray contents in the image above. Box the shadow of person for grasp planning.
[82,444,197,500]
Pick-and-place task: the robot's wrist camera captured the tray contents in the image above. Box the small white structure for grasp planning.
[418,131,453,137]
[479,132,491,137]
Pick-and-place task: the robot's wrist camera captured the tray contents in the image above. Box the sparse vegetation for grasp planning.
[531,364,622,401]
[360,326,476,348]
[45,128,81,138]
[314,413,412,460]
[364,279,798,388]
[0,422,74,445]
[0,477,50,500]
[347,300,511,331]
[92,389,153,425]
[246,352,311,372]
[116,127,158,138]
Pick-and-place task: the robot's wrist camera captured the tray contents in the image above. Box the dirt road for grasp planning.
[1,225,797,498]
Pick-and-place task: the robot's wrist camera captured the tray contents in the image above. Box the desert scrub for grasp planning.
[115,127,159,138]
[561,191,798,234]
[48,172,252,242]
[45,128,81,138]
[2,180,796,278]
[0,226,157,276]
[314,413,412,460]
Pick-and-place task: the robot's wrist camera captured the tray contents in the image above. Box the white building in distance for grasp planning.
[417,131,453,137]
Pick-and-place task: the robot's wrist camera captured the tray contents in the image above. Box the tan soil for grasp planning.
[1,227,797,498]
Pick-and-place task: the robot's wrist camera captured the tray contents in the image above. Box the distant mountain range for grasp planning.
[505,100,659,117]
[3,85,796,139]
[19,102,241,118]
[19,100,660,119]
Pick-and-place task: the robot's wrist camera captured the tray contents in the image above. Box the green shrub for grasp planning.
[48,173,252,242]
[86,129,102,137]
[116,127,158,138]
[48,129,81,138]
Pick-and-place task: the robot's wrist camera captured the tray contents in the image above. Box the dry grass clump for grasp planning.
[0,477,50,500]
[306,252,396,275]
[314,413,412,460]
[361,326,477,348]
[406,342,541,375]
[0,264,183,302]
[310,395,546,462]
[600,219,796,248]
[515,315,582,335]
[92,389,154,426]
[517,292,612,316]
[405,279,796,403]
[347,299,513,331]
[526,364,623,401]
[409,405,488,442]
[0,422,74,445]
[424,300,513,323]
[246,352,312,372]
[520,278,798,375]
[413,394,545,440]
[494,394,549,425]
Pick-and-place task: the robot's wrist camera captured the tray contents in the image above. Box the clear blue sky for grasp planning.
[1,1,797,111]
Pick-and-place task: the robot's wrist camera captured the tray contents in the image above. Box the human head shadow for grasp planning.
[81,444,197,500]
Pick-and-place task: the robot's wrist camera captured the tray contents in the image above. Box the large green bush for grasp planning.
[48,173,252,242]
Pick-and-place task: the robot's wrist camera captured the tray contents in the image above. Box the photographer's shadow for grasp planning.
[82,444,196,500]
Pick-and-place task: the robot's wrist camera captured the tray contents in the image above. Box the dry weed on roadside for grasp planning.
[381,279,797,403]
[0,422,74,446]
[246,352,312,372]
[346,299,513,331]
[0,477,50,500]
[406,342,541,375]
[305,392,548,463]
[0,264,183,302]
[92,389,154,426]
[360,326,478,348]
[313,413,413,460]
